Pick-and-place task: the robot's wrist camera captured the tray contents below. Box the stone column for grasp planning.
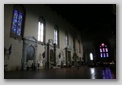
[22,39,27,70]
[65,47,68,66]
[47,43,50,69]
[53,43,56,66]
[34,44,37,69]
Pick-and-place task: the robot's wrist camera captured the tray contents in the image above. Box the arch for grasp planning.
[26,45,35,62]
[83,49,92,63]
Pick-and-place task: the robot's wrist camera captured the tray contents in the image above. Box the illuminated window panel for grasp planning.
[38,22,44,42]
[17,12,23,36]
[104,53,106,57]
[106,53,109,57]
[65,33,68,46]
[54,29,58,45]
[12,10,18,34]
[106,48,108,52]
[102,43,104,47]
[90,53,93,60]
[11,6,25,39]
[100,48,102,52]
[103,48,105,52]
[100,53,103,57]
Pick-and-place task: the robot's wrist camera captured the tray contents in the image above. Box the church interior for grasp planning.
[4,4,116,79]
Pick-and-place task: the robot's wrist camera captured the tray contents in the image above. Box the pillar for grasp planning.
[47,43,50,69]
[53,43,56,66]
[65,47,68,66]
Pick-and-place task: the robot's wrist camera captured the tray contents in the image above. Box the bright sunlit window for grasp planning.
[90,53,93,60]
[38,22,44,42]
[38,17,45,43]
[65,32,69,47]
[54,26,58,45]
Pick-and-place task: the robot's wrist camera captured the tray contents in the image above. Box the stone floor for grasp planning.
[4,67,116,79]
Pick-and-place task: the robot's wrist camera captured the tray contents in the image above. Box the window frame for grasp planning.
[38,16,46,44]
[10,5,25,40]
[65,31,69,47]
[99,43,109,58]
[54,25,59,48]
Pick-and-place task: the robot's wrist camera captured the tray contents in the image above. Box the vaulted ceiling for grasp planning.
[48,4,116,31]
[47,4,116,41]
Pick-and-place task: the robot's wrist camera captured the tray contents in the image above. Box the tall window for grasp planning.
[100,43,109,58]
[10,5,25,39]
[90,53,93,60]
[54,25,59,47]
[65,32,69,47]
[38,17,45,43]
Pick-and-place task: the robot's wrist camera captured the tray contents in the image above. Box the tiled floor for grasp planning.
[4,67,116,79]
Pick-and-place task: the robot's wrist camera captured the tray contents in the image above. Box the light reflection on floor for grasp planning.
[90,68,96,79]
[90,67,114,79]
[5,67,116,79]
[102,68,113,79]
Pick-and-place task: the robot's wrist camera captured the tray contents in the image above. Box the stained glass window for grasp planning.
[100,53,102,57]
[17,12,23,36]
[99,43,109,58]
[100,48,102,52]
[103,48,105,52]
[10,5,25,39]
[106,48,108,52]
[12,10,18,34]
[106,53,109,57]
[104,53,106,57]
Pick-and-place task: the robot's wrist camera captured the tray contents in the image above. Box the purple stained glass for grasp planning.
[17,12,23,36]
[100,53,102,57]
[101,43,104,47]
[103,48,105,52]
[104,53,106,57]
[106,48,108,52]
[106,53,109,57]
[100,48,102,52]
[12,10,18,34]
[102,68,112,79]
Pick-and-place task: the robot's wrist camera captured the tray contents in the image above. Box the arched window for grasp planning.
[54,25,59,47]
[10,5,25,39]
[38,17,46,43]
[65,31,69,47]
[100,43,109,58]
[90,53,93,60]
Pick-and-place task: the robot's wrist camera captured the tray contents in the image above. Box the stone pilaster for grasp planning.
[53,43,56,66]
